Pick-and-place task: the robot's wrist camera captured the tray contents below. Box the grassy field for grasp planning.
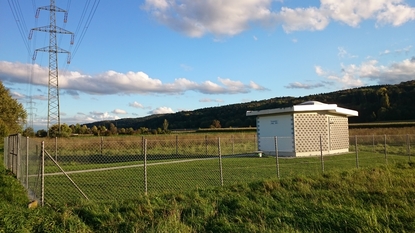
[8,129,414,204]
[2,129,415,232]
[2,157,415,232]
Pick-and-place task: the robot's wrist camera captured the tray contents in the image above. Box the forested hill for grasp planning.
[86,80,415,130]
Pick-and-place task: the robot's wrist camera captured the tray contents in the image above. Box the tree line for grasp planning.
[2,80,415,138]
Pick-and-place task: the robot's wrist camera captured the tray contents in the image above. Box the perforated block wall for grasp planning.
[328,115,349,150]
[293,113,329,153]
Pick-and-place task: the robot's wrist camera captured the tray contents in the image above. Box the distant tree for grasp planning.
[210,119,221,128]
[91,125,99,135]
[119,128,126,134]
[109,123,118,135]
[0,81,27,137]
[48,124,72,138]
[162,119,169,133]
[126,127,135,135]
[22,127,35,137]
[36,129,47,137]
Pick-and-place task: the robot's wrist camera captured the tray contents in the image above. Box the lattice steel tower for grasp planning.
[29,0,74,134]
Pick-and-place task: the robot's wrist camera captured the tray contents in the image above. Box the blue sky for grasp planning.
[1,0,415,130]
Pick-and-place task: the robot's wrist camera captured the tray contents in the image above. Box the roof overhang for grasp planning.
[246,102,358,117]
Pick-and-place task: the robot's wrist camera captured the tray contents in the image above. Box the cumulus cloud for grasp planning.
[142,0,275,37]
[314,58,415,89]
[129,101,145,108]
[142,0,415,36]
[0,61,266,96]
[148,107,175,114]
[112,109,128,115]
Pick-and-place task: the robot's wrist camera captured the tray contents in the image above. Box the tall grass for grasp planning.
[2,162,415,232]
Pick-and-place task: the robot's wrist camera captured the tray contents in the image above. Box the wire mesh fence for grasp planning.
[3,133,414,205]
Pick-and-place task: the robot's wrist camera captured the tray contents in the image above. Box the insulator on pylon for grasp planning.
[67,54,71,64]
[35,9,40,18]
[28,30,33,40]
[64,12,68,23]
[32,51,37,61]
[70,34,74,45]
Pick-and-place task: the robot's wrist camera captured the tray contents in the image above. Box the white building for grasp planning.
[246,101,358,157]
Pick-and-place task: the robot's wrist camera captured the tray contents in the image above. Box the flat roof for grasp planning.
[246,101,358,117]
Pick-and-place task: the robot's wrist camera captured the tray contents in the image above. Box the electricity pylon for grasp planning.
[29,0,74,135]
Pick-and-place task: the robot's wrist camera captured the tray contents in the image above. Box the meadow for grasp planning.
[17,127,414,204]
[2,127,415,232]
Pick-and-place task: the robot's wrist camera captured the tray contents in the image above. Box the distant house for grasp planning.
[246,101,358,157]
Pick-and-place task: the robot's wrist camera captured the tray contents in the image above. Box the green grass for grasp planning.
[35,151,411,204]
[2,160,415,232]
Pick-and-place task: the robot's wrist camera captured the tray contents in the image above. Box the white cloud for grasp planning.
[129,101,144,108]
[0,61,264,95]
[148,107,175,114]
[315,58,415,88]
[112,109,128,115]
[285,82,325,89]
[142,0,415,36]
[142,0,276,37]
[278,7,330,32]
[199,98,224,103]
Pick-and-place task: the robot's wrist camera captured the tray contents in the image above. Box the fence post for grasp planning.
[16,134,21,180]
[274,136,280,179]
[372,134,375,152]
[320,135,324,173]
[41,141,45,207]
[55,137,58,162]
[384,134,387,162]
[26,137,29,189]
[144,139,148,195]
[218,137,223,186]
[355,135,359,168]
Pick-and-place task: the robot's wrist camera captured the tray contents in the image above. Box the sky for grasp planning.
[1,0,415,130]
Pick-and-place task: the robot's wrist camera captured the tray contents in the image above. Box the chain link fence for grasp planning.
[3,133,414,205]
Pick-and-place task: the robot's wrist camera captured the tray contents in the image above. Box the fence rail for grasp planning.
[3,134,414,205]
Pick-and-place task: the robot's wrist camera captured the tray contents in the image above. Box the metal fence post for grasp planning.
[144,139,148,195]
[274,136,280,179]
[26,137,29,189]
[355,135,359,168]
[41,141,45,207]
[218,137,223,186]
[55,137,58,162]
[320,135,324,173]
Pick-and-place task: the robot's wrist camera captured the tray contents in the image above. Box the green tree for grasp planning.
[48,124,72,138]
[22,127,35,137]
[36,129,47,137]
[0,81,27,137]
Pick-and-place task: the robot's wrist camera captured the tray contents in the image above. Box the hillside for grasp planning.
[86,80,415,130]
